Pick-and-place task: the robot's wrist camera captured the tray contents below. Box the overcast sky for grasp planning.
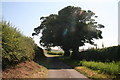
[1,0,119,49]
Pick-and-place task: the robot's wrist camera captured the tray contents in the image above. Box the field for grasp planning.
[46,50,64,56]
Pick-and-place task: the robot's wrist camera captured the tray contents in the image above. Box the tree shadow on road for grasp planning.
[35,56,73,69]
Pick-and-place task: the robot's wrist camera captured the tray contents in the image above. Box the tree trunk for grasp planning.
[64,50,70,56]
[71,46,79,59]
[62,46,70,56]
[63,48,70,56]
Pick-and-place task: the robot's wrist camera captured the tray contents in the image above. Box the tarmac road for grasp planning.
[46,57,90,80]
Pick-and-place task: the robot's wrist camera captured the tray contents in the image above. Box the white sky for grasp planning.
[1,0,119,49]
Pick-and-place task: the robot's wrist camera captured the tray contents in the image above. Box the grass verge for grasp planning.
[80,61,120,75]
[75,66,116,80]
[60,58,119,80]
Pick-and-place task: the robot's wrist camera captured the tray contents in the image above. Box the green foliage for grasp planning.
[75,45,120,62]
[80,61,120,75]
[47,51,64,55]
[32,6,104,56]
[33,45,46,61]
[2,21,44,69]
[0,21,2,66]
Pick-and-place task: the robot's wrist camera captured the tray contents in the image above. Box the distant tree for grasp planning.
[32,6,104,58]
[102,42,104,48]
[94,44,98,49]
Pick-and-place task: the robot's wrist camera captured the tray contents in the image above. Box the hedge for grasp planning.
[74,45,120,62]
[2,21,44,69]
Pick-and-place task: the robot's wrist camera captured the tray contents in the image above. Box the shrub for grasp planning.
[2,21,42,69]
[33,44,46,61]
[75,45,120,62]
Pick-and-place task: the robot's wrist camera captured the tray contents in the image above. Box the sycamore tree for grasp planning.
[32,6,104,58]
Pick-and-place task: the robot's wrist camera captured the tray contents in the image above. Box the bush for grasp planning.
[2,21,43,69]
[33,44,46,61]
[74,45,120,62]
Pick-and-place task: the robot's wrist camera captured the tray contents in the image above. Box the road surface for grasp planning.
[45,57,90,79]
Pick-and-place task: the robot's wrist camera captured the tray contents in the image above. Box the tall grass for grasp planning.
[80,61,120,75]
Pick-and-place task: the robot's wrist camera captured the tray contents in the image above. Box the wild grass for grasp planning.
[80,61,120,75]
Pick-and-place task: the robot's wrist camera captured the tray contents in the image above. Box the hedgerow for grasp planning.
[2,21,44,69]
[75,45,120,62]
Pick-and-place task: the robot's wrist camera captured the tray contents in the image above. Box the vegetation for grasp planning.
[1,5,119,79]
[80,61,120,75]
[0,21,2,67]
[2,21,44,69]
[47,50,64,55]
[32,6,104,57]
[61,58,120,79]
[60,45,120,79]
[33,44,46,61]
[74,45,120,62]
[75,66,116,79]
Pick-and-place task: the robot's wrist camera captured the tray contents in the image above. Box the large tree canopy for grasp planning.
[32,6,104,57]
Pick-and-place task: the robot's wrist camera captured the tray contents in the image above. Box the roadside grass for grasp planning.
[60,58,119,79]
[80,61,120,75]
[75,66,116,80]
